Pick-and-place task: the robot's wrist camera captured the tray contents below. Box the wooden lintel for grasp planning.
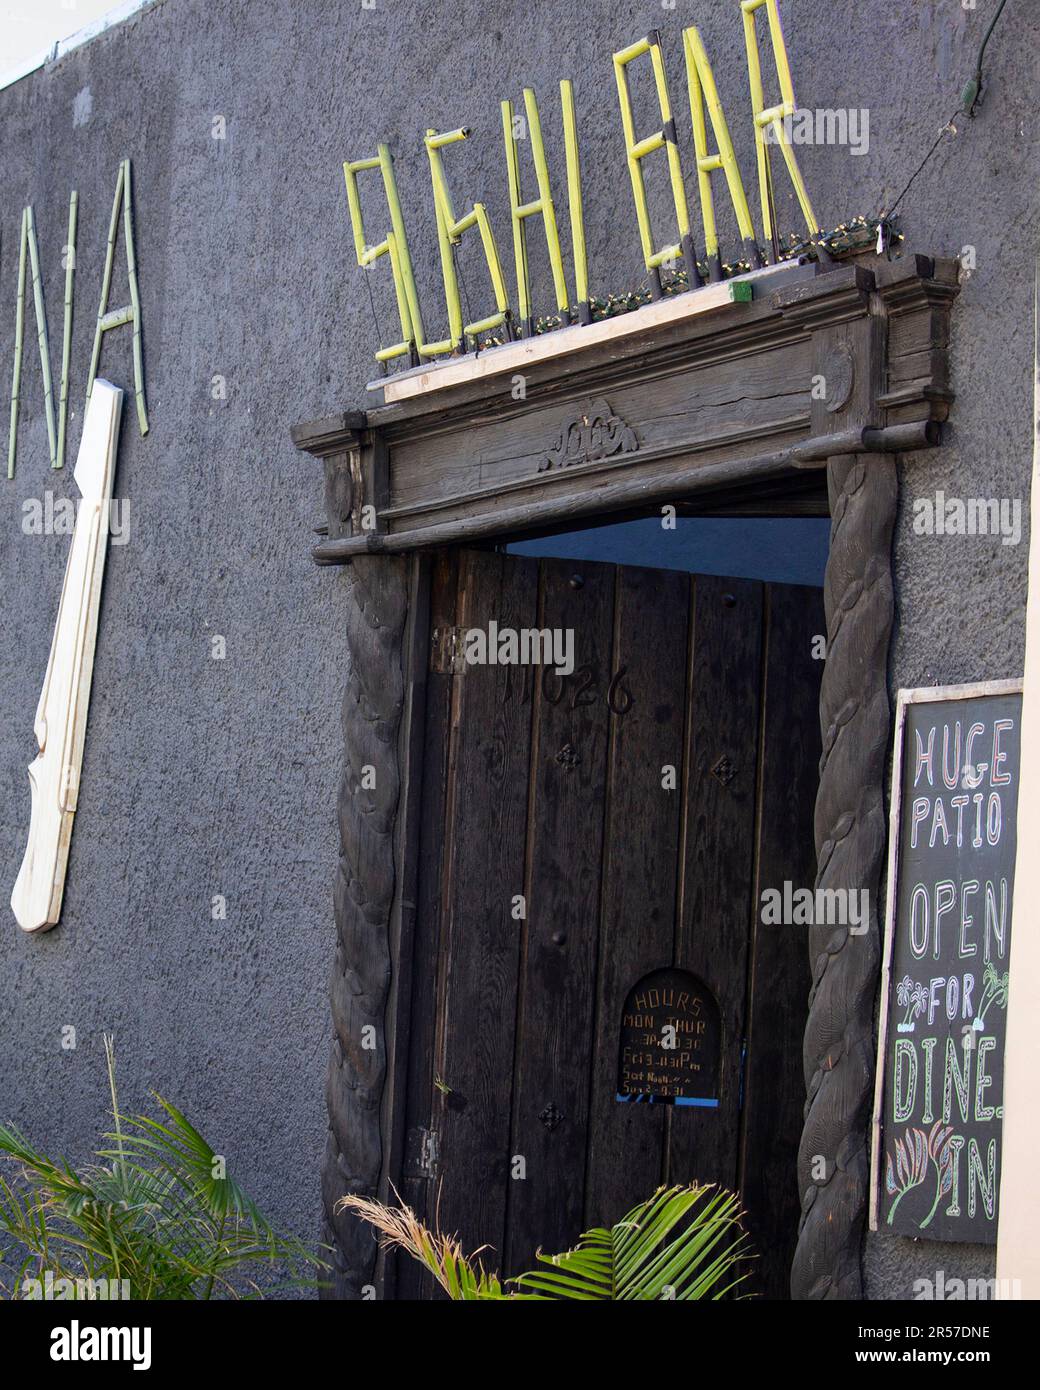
[295,252,958,566]
[310,421,939,564]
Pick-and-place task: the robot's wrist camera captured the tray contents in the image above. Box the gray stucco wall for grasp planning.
[0,0,1035,1297]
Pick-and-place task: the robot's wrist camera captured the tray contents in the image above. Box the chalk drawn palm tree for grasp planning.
[973,961,1010,1031]
[885,1126,929,1224]
[895,976,928,1033]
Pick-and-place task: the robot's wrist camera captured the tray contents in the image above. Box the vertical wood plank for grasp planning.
[583,564,689,1229]
[505,557,614,1272]
[431,550,538,1268]
[668,576,763,1193]
[740,581,822,1299]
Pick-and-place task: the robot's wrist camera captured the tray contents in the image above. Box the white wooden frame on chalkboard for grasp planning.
[868,678,1024,1231]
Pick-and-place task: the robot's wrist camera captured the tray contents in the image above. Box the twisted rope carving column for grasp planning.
[791,452,896,1300]
[290,434,412,1299]
[321,551,408,1299]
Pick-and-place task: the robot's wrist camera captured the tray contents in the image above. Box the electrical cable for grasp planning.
[880,0,1011,225]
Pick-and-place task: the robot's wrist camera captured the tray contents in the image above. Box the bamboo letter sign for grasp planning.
[11,380,124,933]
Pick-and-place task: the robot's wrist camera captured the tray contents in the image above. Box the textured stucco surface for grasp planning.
[0,0,1036,1297]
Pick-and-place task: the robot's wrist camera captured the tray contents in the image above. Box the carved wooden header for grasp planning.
[295,254,958,558]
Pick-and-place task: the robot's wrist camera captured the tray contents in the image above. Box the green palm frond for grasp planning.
[0,1038,325,1301]
[341,1182,753,1301]
[510,1185,751,1300]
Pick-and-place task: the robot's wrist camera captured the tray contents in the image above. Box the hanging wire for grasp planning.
[962,0,1010,113]
[880,0,1011,224]
[362,265,386,373]
[452,239,477,353]
[882,108,964,222]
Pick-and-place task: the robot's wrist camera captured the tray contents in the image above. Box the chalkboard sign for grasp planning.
[616,967,721,1106]
[870,682,1022,1242]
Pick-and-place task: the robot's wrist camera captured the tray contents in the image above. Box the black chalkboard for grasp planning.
[872,684,1021,1242]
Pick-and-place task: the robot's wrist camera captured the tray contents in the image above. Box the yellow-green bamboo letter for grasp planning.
[422,127,510,357]
[86,158,148,436]
[343,145,424,365]
[501,89,569,333]
[740,0,819,245]
[8,206,57,479]
[612,31,698,294]
[683,26,760,280]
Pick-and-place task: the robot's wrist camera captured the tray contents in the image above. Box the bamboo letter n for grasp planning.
[422,128,511,357]
[8,207,57,479]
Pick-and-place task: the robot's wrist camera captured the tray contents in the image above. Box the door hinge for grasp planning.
[405,1126,440,1179]
[430,625,466,675]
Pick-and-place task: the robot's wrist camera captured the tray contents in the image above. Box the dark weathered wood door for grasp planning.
[395,547,823,1299]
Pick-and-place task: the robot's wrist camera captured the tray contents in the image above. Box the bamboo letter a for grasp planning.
[86,159,148,436]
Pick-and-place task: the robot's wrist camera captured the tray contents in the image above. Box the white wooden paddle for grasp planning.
[11,379,124,933]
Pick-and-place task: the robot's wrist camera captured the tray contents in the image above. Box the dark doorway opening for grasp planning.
[395,514,826,1299]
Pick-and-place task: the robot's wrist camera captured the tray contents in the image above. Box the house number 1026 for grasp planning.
[536,663,633,714]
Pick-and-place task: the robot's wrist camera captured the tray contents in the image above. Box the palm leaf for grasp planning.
[338,1191,512,1300]
[342,1181,753,1301]
[510,1184,751,1300]
[0,1038,325,1300]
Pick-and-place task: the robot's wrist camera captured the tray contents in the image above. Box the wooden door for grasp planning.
[395,547,823,1300]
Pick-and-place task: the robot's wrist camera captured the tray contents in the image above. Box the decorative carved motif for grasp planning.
[826,342,855,414]
[539,397,638,472]
[791,452,896,1301]
[554,743,580,769]
[711,754,737,786]
[539,1103,565,1131]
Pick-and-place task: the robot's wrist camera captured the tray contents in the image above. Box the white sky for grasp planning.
[0,0,124,79]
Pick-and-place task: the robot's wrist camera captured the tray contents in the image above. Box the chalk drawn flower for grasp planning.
[919,1121,956,1230]
[896,977,928,1033]
[973,960,1009,1031]
[885,1126,929,1224]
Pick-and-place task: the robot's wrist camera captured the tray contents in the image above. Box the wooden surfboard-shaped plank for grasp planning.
[11,379,123,933]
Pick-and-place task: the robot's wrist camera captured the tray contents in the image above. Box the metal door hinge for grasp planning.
[431,625,466,675]
[405,1126,440,1179]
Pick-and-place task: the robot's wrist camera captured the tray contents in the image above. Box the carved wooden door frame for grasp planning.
[294,254,959,1300]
